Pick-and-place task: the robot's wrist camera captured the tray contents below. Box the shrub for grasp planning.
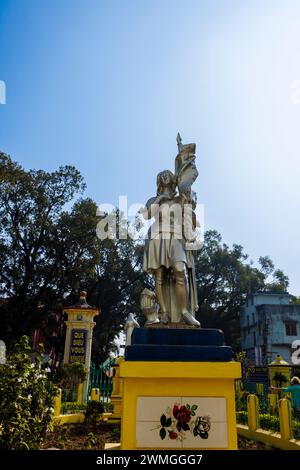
[61,402,87,415]
[236,410,281,433]
[236,411,248,425]
[84,431,105,449]
[292,420,300,440]
[259,413,280,433]
[54,362,87,388]
[102,402,114,413]
[237,408,300,439]
[84,400,105,430]
[0,336,58,450]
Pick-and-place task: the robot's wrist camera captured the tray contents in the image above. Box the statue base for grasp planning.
[125,328,232,362]
[120,360,241,450]
[120,328,241,449]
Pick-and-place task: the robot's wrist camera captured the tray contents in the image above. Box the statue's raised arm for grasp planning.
[175,133,198,203]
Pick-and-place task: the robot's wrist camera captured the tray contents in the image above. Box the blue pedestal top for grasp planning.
[125,328,233,362]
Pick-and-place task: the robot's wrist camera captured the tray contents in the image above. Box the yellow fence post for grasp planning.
[91,388,100,402]
[247,394,259,431]
[53,388,62,417]
[77,383,83,404]
[268,393,278,414]
[279,398,293,440]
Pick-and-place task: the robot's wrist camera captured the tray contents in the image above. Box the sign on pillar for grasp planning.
[69,329,87,364]
[63,291,100,402]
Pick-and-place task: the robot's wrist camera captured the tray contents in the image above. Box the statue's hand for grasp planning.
[138,206,147,216]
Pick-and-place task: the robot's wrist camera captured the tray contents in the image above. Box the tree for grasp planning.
[0,153,145,362]
[85,237,147,363]
[194,230,289,350]
[0,153,90,345]
[0,153,291,360]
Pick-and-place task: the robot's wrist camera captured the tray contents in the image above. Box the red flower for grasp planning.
[173,405,191,431]
[173,405,191,423]
[169,431,178,440]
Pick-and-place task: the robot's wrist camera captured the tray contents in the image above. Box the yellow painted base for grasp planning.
[107,418,122,424]
[237,424,300,450]
[120,361,241,450]
[53,412,112,425]
[53,413,85,425]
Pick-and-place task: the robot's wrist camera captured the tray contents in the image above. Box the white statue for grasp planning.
[140,134,200,327]
[124,313,140,346]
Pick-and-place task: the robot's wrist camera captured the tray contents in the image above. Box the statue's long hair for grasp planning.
[156,170,177,197]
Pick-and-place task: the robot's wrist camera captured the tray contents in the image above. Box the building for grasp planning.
[240,292,300,365]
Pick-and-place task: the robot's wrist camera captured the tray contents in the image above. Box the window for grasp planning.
[285,322,297,336]
[252,312,255,324]
[253,332,256,346]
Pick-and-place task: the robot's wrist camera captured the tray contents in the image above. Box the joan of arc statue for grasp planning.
[140,134,200,327]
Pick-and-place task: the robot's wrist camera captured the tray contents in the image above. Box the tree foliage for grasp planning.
[0,153,145,361]
[0,153,291,359]
[194,230,289,349]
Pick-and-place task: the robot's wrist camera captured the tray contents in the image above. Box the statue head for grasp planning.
[156,170,177,197]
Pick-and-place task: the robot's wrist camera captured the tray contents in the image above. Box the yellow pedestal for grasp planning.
[120,361,241,450]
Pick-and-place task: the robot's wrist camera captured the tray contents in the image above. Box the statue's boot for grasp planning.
[155,268,169,324]
[182,311,201,327]
[175,270,201,328]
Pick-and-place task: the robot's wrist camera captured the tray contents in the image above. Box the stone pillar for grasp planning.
[63,291,100,402]
[268,355,292,388]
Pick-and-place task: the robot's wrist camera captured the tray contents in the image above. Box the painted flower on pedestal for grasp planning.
[168,430,178,440]
[157,402,211,442]
[193,416,211,439]
[173,404,192,431]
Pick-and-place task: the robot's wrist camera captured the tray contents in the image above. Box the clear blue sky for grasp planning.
[0,0,300,294]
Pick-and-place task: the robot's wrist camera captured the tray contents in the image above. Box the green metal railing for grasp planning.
[89,358,115,402]
[61,387,77,403]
